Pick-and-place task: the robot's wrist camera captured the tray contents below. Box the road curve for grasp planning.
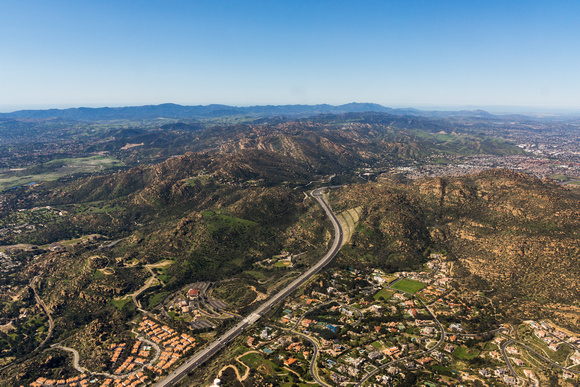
[500,339,519,379]
[354,298,446,386]
[153,187,344,387]
[291,330,330,387]
[500,336,580,376]
[51,345,88,373]
[31,278,54,351]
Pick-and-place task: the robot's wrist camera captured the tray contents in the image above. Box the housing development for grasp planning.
[25,252,580,386]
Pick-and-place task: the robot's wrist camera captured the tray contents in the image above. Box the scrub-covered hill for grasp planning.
[330,170,580,328]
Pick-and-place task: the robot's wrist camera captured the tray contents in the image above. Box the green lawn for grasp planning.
[243,270,267,280]
[154,268,172,283]
[202,210,258,233]
[239,352,277,375]
[370,341,384,350]
[148,291,169,308]
[167,311,185,321]
[391,279,427,294]
[483,341,498,351]
[373,288,394,301]
[75,203,125,214]
[111,297,131,309]
[549,174,569,182]
[452,346,480,360]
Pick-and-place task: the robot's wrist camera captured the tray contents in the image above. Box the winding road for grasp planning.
[500,339,519,379]
[153,187,344,387]
[354,298,446,386]
[30,276,54,351]
[51,336,161,379]
[500,335,580,376]
[290,331,330,386]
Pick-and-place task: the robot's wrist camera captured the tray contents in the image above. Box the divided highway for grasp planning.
[153,187,343,387]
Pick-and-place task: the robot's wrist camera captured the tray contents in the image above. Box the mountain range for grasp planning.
[0,102,504,121]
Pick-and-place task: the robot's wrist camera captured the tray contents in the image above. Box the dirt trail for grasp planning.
[145,260,174,269]
[246,285,268,306]
[32,285,54,350]
[114,260,173,307]
[218,365,245,382]
[218,350,257,382]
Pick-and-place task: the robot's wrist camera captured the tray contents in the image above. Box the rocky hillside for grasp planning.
[0,148,333,383]
[330,170,580,328]
[185,116,524,173]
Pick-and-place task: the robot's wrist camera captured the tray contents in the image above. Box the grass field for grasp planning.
[74,203,125,214]
[154,267,172,283]
[239,352,277,375]
[370,341,384,350]
[564,180,580,186]
[243,270,267,280]
[0,155,123,191]
[148,291,169,308]
[452,346,480,360]
[111,298,131,309]
[549,174,569,182]
[391,279,427,294]
[373,288,394,301]
[202,210,258,233]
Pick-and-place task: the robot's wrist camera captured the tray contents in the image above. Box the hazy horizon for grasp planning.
[1,102,580,117]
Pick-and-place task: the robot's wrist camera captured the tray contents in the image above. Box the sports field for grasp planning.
[391,279,426,294]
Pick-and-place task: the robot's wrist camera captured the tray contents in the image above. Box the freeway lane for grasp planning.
[153,187,343,387]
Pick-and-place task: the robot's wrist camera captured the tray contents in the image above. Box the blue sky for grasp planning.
[1,0,579,112]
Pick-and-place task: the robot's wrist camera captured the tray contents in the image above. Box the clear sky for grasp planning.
[1,0,579,112]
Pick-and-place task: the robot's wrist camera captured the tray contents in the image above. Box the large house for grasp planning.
[188,288,200,299]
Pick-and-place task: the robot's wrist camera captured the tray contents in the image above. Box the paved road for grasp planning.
[52,345,88,373]
[31,276,54,351]
[500,335,580,375]
[547,331,580,353]
[449,327,504,339]
[52,336,161,379]
[290,331,330,387]
[344,303,363,327]
[500,339,519,379]
[153,187,344,387]
[354,298,446,386]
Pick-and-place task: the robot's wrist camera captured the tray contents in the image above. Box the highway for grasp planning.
[153,187,343,387]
